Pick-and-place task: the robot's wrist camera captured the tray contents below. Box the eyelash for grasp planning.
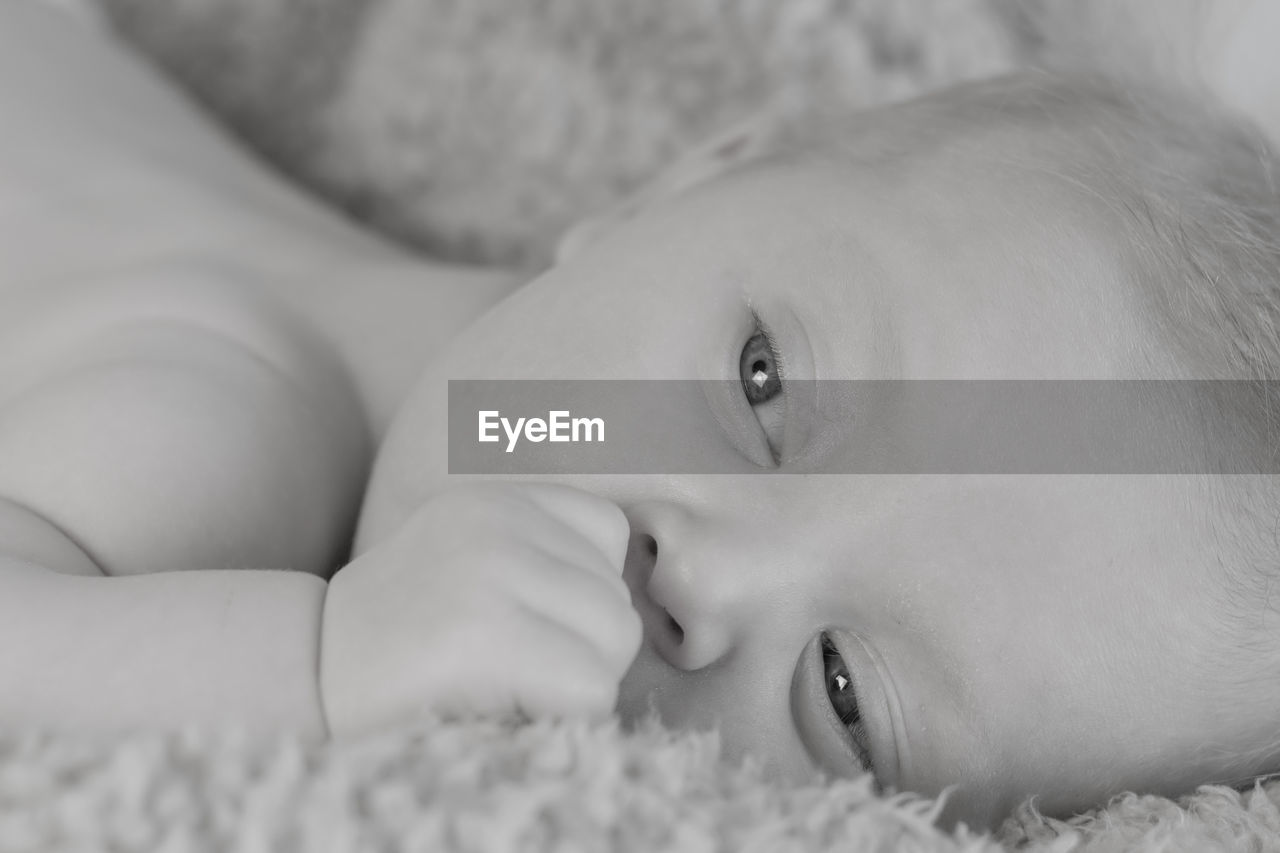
[748,309,786,386]
[740,309,790,468]
[739,312,787,463]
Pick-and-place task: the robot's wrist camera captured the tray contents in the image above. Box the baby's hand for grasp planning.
[320,483,641,736]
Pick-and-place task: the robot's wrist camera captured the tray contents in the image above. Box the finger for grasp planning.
[509,551,642,671]
[520,483,630,572]
[482,510,628,591]
[428,483,629,577]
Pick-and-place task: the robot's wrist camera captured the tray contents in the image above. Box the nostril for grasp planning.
[665,611,685,645]
[634,531,685,650]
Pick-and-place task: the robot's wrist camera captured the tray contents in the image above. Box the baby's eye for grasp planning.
[822,634,876,775]
[739,331,782,405]
[738,327,785,462]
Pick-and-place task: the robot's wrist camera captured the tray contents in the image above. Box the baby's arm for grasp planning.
[0,532,328,734]
[0,2,386,732]
[0,237,632,742]
[0,2,639,735]
[0,335,641,735]
[0,291,366,733]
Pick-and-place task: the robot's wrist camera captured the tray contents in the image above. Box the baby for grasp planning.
[2,0,1279,831]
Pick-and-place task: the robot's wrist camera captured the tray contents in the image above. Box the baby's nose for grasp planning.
[626,506,756,673]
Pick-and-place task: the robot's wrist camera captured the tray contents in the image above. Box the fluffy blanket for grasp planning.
[13,1,1277,850]
[5,719,1280,853]
[94,0,1025,268]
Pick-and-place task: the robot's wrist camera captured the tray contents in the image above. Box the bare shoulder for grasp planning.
[0,4,385,577]
[0,261,373,578]
[0,1,519,577]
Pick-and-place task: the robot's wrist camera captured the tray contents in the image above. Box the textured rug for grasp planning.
[5,719,1280,853]
[14,1,1280,850]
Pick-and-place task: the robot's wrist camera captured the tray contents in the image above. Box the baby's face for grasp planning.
[358,106,1269,827]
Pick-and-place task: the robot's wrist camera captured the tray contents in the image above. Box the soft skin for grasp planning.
[0,3,521,736]
[322,482,641,736]
[356,99,1276,827]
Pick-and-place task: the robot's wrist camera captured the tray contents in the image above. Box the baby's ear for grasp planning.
[1015,0,1280,145]
[1199,0,1280,145]
[554,112,778,265]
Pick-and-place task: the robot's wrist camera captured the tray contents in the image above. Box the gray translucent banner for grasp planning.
[448,380,1280,474]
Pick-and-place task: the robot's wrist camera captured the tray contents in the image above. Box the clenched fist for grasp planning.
[320,483,641,736]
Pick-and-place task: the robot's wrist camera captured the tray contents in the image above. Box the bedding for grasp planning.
[93,0,1024,269]
[5,719,1280,852]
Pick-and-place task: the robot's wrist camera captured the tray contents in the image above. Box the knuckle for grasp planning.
[609,610,644,666]
[530,483,622,524]
[600,568,632,600]
[512,482,586,514]
[570,672,619,716]
[586,607,641,670]
[435,484,523,521]
[551,646,618,711]
[596,500,630,544]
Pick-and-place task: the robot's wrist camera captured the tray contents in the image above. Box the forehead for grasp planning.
[711,127,1172,380]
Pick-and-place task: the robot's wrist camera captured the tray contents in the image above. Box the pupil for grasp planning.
[740,332,781,405]
[822,636,861,724]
